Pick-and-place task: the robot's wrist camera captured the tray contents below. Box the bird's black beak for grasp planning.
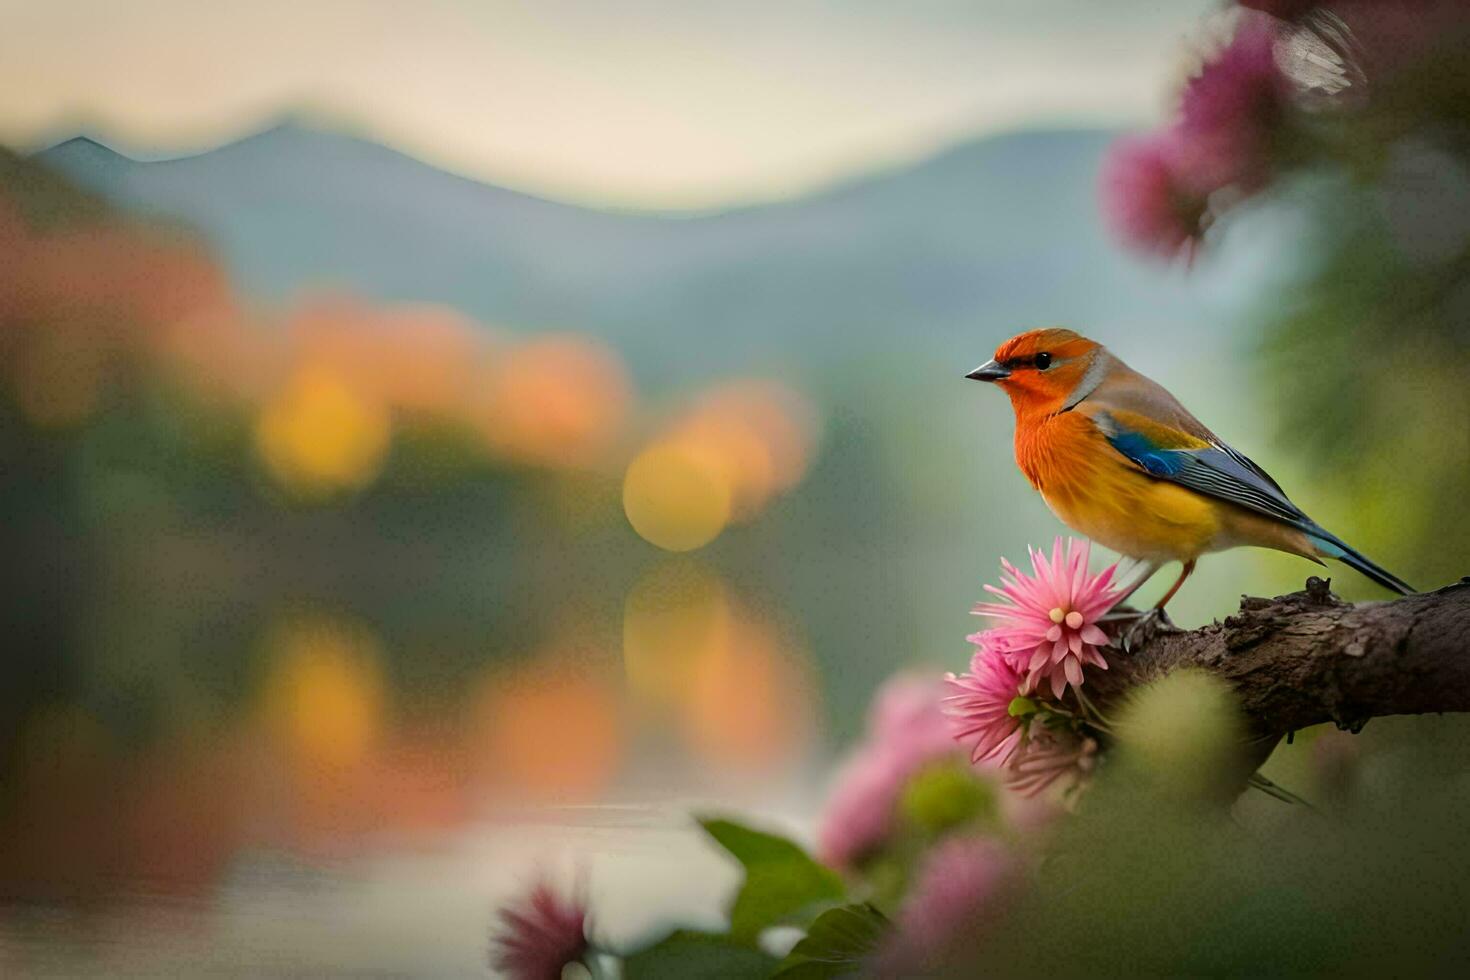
[965,359,1009,382]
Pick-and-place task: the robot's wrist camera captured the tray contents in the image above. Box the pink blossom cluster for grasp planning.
[814,673,967,869]
[874,835,1021,974]
[1104,1,1470,259]
[944,537,1118,797]
[1100,11,1288,260]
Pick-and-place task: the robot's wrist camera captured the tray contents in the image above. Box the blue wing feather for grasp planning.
[1100,419,1311,530]
[1089,402,1416,594]
[1106,431,1188,477]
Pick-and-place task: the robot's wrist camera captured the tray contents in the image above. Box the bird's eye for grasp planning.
[1034,352,1053,370]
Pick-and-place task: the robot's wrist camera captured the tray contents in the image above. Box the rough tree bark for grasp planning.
[1091,576,1470,739]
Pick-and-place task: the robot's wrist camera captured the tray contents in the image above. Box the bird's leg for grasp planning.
[1098,560,1161,623]
[1153,558,1196,611]
[1118,560,1195,650]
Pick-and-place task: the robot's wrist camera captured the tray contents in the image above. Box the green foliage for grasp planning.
[1112,668,1248,802]
[1007,695,1038,718]
[617,821,861,979]
[898,762,995,838]
[909,715,1470,976]
[773,903,888,979]
[1253,152,1470,597]
[622,930,777,980]
[698,817,847,941]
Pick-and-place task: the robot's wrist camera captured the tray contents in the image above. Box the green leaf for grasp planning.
[1008,695,1038,718]
[699,816,847,940]
[622,929,777,980]
[899,762,996,836]
[774,903,889,978]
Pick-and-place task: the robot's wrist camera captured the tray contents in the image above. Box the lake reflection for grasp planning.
[0,578,825,973]
[0,794,818,976]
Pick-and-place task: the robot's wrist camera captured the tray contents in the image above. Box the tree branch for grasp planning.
[1092,577,1470,738]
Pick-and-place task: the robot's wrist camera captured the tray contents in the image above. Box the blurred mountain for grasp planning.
[36,122,1262,383]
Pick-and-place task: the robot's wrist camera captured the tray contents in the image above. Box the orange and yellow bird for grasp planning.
[967,327,1414,609]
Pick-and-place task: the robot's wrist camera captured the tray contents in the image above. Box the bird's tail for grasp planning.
[1306,528,1415,595]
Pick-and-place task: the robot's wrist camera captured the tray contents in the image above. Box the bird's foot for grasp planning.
[1111,606,1177,652]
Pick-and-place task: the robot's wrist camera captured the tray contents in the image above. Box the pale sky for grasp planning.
[0,0,1213,208]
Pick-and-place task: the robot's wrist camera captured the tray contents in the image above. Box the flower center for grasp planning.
[1049,607,1087,632]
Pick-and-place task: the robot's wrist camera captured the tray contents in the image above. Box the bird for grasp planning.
[966,327,1413,611]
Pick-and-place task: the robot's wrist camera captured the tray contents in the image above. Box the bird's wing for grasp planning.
[1089,406,1314,531]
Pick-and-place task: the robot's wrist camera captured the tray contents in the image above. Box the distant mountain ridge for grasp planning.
[35,122,1261,383]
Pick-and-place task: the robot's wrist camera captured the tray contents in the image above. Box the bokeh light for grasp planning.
[684,380,820,507]
[254,364,392,498]
[621,560,816,773]
[370,304,485,420]
[622,441,732,551]
[472,653,624,801]
[622,379,820,549]
[681,612,816,772]
[477,334,632,468]
[622,559,733,709]
[260,614,387,774]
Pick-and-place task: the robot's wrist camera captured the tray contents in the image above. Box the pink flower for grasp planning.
[816,674,961,869]
[1099,131,1210,261]
[943,646,1026,767]
[871,671,958,751]
[490,878,589,980]
[816,749,912,869]
[875,836,1019,973]
[1178,13,1290,191]
[1004,729,1099,798]
[970,537,1121,700]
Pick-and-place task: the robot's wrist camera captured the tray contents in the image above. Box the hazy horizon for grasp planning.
[30,113,1137,216]
[1,0,1213,209]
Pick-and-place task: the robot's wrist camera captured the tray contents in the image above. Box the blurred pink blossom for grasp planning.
[1178,13,1290,191]
[876,835,1020,973]
[1005,729,1099,798]
[943,644,1026,767]
[816,674,960,869]
[969,537,1121,700]
[1099,131,1211,261]
[490,878,589,980]
[870,670,957,748]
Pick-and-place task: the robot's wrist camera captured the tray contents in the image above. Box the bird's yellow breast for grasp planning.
[1016,412,1221,563]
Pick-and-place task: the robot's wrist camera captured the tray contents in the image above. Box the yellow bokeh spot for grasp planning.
[261,617,386,772]
[623,560,732,708]
[694,380,818,492]
[254,364,391,497]
[665,416,777,520]
[622,443,731,551]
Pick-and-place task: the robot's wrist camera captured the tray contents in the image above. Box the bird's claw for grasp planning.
[1116,607,1176,652]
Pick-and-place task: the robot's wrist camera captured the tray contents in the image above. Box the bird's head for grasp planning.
[966,328,1103,417]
